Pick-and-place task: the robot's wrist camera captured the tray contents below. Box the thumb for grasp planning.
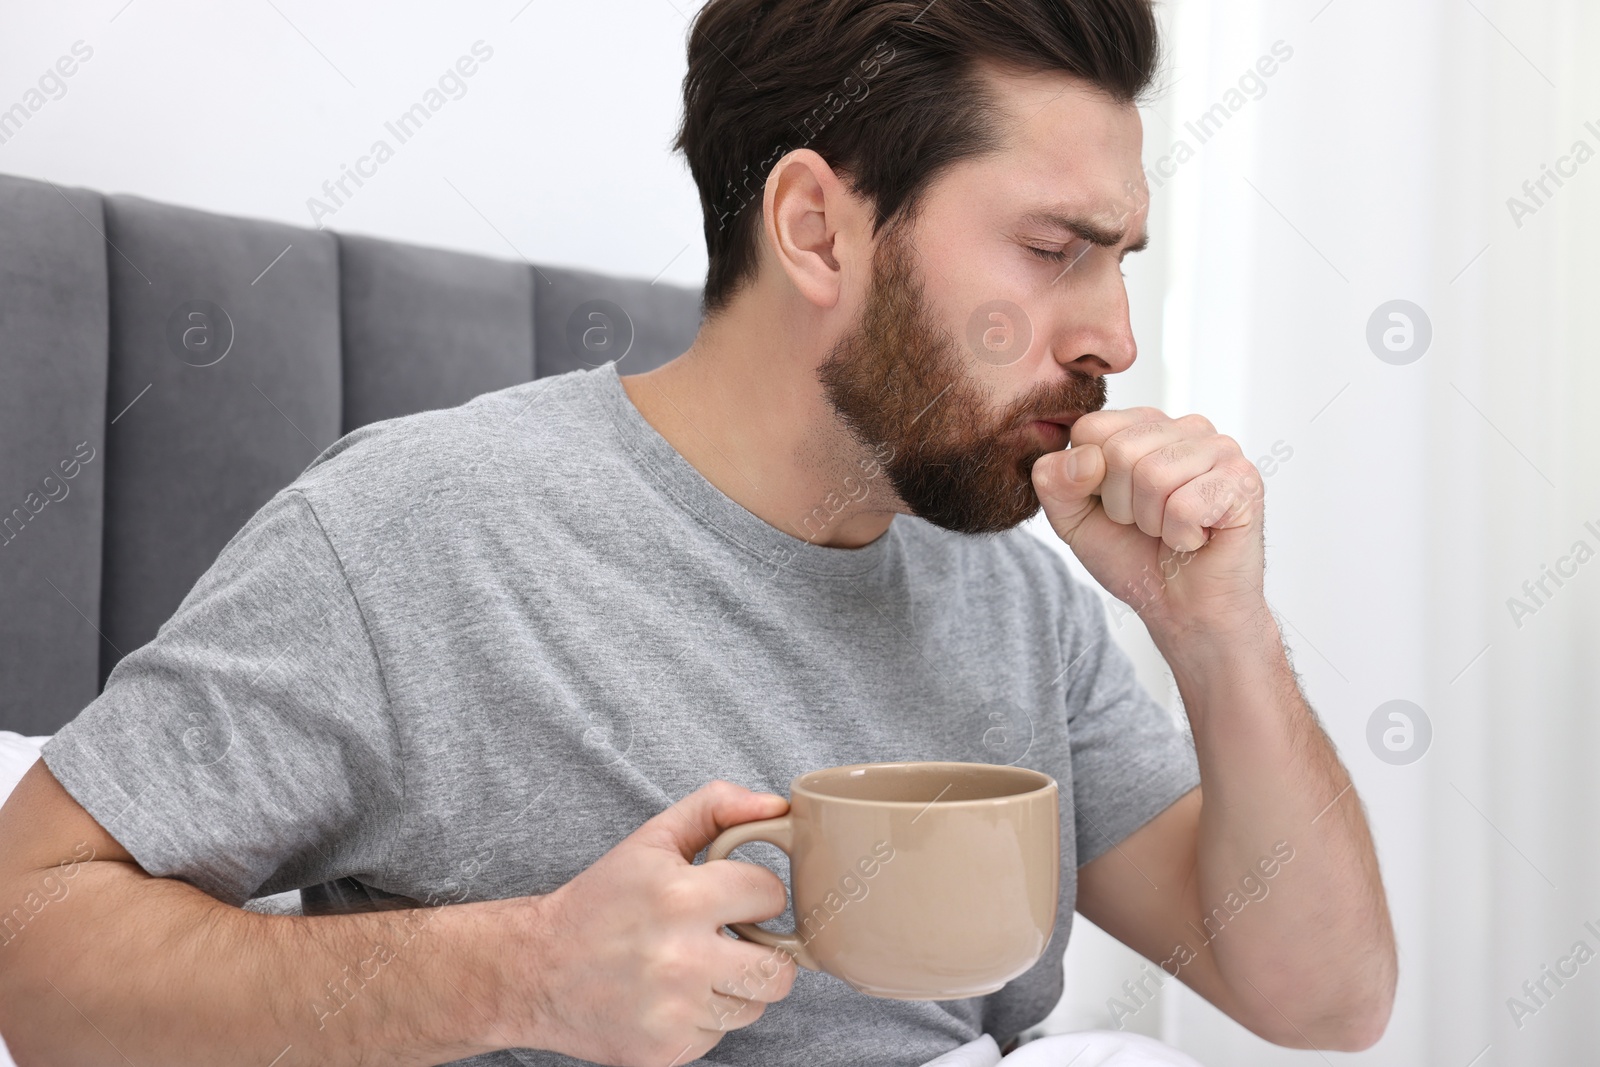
[1032,443,1105,549]
[634,780,790,862]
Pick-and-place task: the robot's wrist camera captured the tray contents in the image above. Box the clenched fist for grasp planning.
[1031,407,1269,639]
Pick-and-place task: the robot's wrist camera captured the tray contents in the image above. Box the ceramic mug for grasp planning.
[704,760,1059,1000]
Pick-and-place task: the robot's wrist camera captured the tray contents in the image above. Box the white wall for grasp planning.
[0,0,709,287]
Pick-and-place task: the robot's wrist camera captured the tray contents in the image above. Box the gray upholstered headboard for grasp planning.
[0,173,704,734]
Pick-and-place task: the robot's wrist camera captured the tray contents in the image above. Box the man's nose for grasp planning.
[1053,274,1137,377]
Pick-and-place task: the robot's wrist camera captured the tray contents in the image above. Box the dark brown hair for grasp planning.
[674,0,1161,318]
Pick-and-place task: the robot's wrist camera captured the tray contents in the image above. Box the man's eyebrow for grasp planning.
[1017,210,1150,253]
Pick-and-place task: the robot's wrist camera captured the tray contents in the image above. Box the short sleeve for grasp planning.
[41,489,403,907]
[1060,577,1201,868]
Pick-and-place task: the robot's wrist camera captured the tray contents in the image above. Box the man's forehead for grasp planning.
[972,62,1148,213]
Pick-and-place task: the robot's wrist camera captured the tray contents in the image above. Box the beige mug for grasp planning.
[704,760,1059,1000]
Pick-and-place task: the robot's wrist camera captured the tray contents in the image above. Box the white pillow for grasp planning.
[0,732,47,1067]
[0,731,49,807]
[921,1030,1206,1067]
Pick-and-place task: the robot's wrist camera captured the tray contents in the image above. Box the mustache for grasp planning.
[1003,371,1108,431]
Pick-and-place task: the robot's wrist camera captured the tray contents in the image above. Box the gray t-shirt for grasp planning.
[43,361,1200,1066]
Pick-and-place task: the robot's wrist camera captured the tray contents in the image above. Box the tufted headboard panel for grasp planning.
[0,173,703,733]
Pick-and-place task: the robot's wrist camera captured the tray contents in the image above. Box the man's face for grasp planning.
[816,65,1149,536]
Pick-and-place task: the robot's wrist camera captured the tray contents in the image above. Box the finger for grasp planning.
[1031,443,1106,550]
[1161,459,1263,552]
[1130,436,1234,539]
[696,854,790,926]
[717,942,799,1004]
[632,780,790,862]
[704,990,764,1033]
[1098,414,1216,526]
[1067,406,1169,449]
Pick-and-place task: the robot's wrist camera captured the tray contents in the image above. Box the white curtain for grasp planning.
[1039,0,1600,1062]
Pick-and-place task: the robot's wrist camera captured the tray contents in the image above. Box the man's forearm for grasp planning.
[1154,606,1397,1048]
[0,860,538,1067]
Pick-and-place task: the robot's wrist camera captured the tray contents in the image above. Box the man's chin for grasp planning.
[875,436,1052,536]
[899,482,1043,537]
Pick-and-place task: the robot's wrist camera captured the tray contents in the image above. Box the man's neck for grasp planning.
[618,334,899,550]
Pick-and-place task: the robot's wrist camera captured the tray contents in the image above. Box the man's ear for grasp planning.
[761,148,870,312]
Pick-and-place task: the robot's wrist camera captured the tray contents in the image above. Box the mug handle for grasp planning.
[704,815,822,971]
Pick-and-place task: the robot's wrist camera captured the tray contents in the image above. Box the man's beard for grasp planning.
[816,221,1107,536]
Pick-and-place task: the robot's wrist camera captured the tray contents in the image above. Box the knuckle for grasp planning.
[1197,481,1242,523]
[1181,412,1216,434]
[1152,441,1189,467]
[773,951,800,990]
[749,947,794,992]
[754,870,789,916]
[748,961,788,1000]
[720,851,760,884]
[637,1000,674,1034]
[1224,459,1263,496]
[646,937,701,988]
[1198,477,1233,509]
[1103,437,1140,468]
[724,962,764,1001]
[707,999,740,1031]
[636,1004,687,1056]
[710,999,760,1033]
[1072,410,1110,438]
[755,857,793,895]
[1166,496,1202,526]
[1130,457,1169,493]
[722,861,786,918]
[657,875,702,919]
[1118,419,1166,445]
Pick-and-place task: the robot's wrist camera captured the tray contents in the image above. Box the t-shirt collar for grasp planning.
[586,360,898,580]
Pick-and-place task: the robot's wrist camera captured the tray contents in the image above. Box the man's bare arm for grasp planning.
[0,759,525,1066]
[1077,624,1396,1051]
[1166,622,1395,1048]
[0,761,797,1067]
[1035,407,1396,1050]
